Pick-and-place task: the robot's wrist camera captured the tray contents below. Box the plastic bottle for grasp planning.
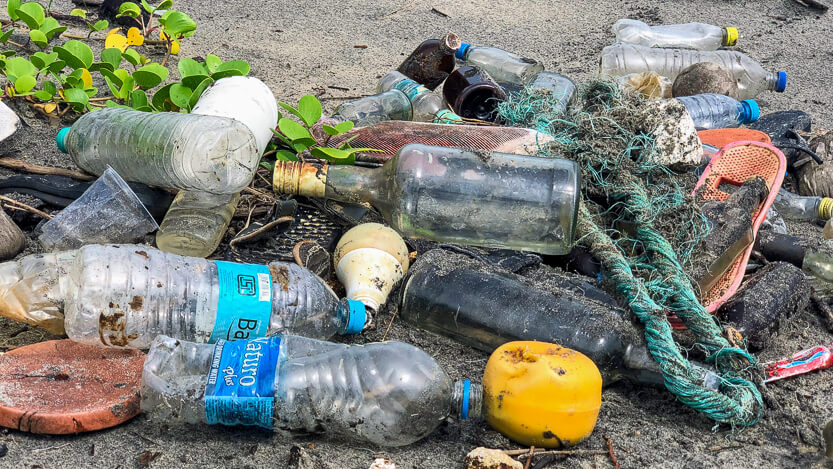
[56,108,259,194]
[273,144,580,255]
[600,43,787,100]
[455,43,544,85]
[330,90,413,126]
[155,77,279,257]
[0,244,366,348]
[397,32,461,90]
[613,19,738,50]
[377,71,462,123]
[441,66,507,121]
[675,94,759,130]
[141,334,480,446]
[526,72,576,113]
[772,189,833,221]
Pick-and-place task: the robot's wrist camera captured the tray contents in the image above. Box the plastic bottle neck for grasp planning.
[451,380,482,419]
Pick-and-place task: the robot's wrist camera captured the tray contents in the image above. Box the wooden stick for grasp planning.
[603,435,621,469]
[0,157,95,181]
[0,195,52,219]
[523,446,535,469]
[381,312,396,341]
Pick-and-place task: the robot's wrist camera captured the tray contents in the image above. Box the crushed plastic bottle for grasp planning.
[0,244,365,348]
[330,90,413,126]
[377,71,462,123]
[273,143,580,255]
[773,189,833,222]
[600,43,787,100]
[613,19,738,50]
[397,32,461,89]
[57,108,260,194]
[676,94,759,130]
[455,43,544,85]
[141,334,480,447]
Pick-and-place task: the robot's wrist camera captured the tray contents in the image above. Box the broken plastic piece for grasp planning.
[764,344,833,383]
[0,101,20,143]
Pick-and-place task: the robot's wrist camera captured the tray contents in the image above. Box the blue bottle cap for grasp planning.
[461,379,471,420]
[455,42,471,61]
[56,127,71,153]
[338,299,366,335]
[776,72,787,92]
[741,99,759,124]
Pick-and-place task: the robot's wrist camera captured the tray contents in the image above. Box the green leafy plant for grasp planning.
[269,94,380,165]
[5,1,67,49]
[69,8,108,38]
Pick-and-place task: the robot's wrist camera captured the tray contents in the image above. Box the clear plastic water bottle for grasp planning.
[330,89,413,126]
[613,19,738,50]
[0,245,366,348]
[675,94,759,130]
[377,71,462,123]
[141,334,480,447]
[455,43,544,85]
[600,43,787,100]
[56,108,260,194]
[773,189,833,221]
[155,191,240,258]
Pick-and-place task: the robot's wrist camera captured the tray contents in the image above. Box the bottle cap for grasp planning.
[776,71,787,92]
[819,198,833,220]
[461,379,471,419]
[724,27,739,46]
[338,298,366,335]
[56,127,71,153]
[740,100,759,124]
[455,42,471,60]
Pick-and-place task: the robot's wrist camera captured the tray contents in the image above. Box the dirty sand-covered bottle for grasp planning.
[141,334,480,446]
[397,32,461,89]
[525,72,577,113]
[330,89,413,126]
[455,43,544,85]
[600,43,787,99]
[273,143,580,255]
[377,71,462,123]
[773,189,833,222]
[0,244,366,348]
[613,19,738,50]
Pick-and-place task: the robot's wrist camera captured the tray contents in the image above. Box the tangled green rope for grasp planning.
[497,82,763,428]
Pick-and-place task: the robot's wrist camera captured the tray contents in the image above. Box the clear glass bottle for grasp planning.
[377,71,462,123]
[396,32,461,90]
[0,244,366,348]
[272,144,580,255]
[156,191,240,258]
[330,89,413,126]
[675,94,759,130]
[613,19,738,50]
[141,334,480,447]
[600,43,787,100]
[56,108,260,194]
[455,43,544,85]
[773,189,833,221]
[526,72,577,113]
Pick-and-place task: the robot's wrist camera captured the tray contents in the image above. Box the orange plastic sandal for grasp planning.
[0,340,145,434]
[698,128,771,149]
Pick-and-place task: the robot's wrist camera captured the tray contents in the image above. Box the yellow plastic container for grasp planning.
[483,341,602,448]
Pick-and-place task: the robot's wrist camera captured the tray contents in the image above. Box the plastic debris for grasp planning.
[672,62,739,99]
[0,101,20,143]
[612,19,738,50]
[0,208,25,261]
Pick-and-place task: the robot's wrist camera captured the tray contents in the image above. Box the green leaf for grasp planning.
[0,28,14,44]
[187,77,213,109]
[130,89,149,109]
[34,89,53,100]
[132,63,169,89]
[321,125,339,136]
[181,74,210,90]
[204,54,221,74]
[156,0,172,9]
[211,60,250,80]
[100,48,123,69]
[4,57,37,81]
[122,48,141,66]
[54,40,94,69]
[278,117,312,142]
[29,51,57,70]
[334,120,354,133]
[259,160,274,171]
[14,74,36,93]
[42,79,56,96]
[177,57,206,78]
[297,94,322,127]
[91,19,109,32]
[63,87,89,110]
[270,128,293,149]
[151,83,176,110]
[292,138,317,153]
[158,11,196,37]
[277,102,305,123]
[310,147,352,160]
[103,76,120,97]
[15,2,45,30]
[7,0,21,21]
[274,150,298,162]
[28,29,48,48]
[70,8,87,18]
[89,62,115,73]
[99,68,124,88]
[168,83,192,109]
[118,75,134,99]
[39,17,66,40]
[116,2,141,18]
[140,0,154,13]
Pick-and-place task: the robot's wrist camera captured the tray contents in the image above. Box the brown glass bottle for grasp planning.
[397,33,461,90]
[442,66,507,122]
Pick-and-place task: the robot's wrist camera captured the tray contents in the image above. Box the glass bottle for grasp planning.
[396,32,461,90]
[156,191,240,258]
[455,43,544,85]
[330,89,413,126]
[377,71,462,123]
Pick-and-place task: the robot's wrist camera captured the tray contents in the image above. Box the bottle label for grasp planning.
[434,109,463,123]
[210,261,273,342]
[204,336,281,429]
[394,78,427,100]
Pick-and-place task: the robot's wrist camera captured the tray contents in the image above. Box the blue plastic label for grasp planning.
[204,336,281,429]
[394,79,427,101]
[209,261,273,342]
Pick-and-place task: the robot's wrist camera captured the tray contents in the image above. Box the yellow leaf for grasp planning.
[170,40,180,55]
[105,33,128,52]
[126,27,144,46]
[80,69,93,88]
[106,27,123,37]
[43,103,57,114]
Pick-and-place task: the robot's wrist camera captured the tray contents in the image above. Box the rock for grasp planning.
[672,62,739,99]
[0,208,24,261]
[0,101,20,143]
[369,457,396,469]
[465,447,523,469]
[287,445,315,469]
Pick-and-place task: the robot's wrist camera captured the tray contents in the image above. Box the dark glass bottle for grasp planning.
[442,66,507,122]
[397,33,461,90]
